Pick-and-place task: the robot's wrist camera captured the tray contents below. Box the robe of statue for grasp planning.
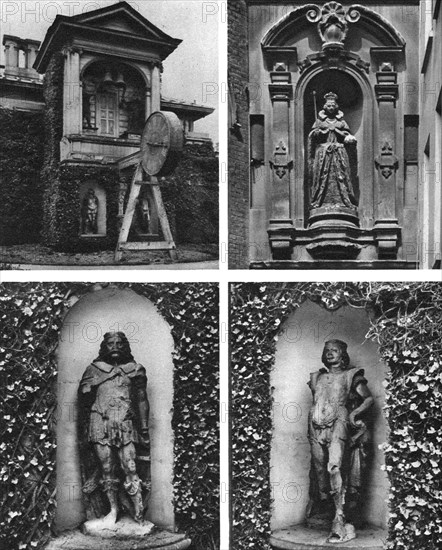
[307,110,358,211]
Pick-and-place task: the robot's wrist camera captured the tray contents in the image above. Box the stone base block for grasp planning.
[270,525,386,550]
[45,529,192,550]
[250,260,418,270]
[82,516,155,538]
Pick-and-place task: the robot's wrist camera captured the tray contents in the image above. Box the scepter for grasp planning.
[313,90,318,120]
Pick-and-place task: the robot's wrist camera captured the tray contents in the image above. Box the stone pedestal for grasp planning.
[270,525,386,550]
[46,529,191,550]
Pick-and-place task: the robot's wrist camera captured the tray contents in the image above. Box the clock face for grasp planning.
[141,111,184,177]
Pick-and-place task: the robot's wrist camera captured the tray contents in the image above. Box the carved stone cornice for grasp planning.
[261,45,297,71]
[298,50,369,73]
[375,70,398,103]
[269,83,293,102]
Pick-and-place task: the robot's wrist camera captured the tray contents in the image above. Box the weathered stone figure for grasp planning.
[307,93,358,215]
[307,340,373,543]
[82,188,99,234]
[78,332,151,533]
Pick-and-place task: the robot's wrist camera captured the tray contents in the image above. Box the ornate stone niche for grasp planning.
[249,1,419,268]
[270,300,388,549]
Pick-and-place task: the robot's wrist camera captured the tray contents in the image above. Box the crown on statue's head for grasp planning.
[324,92,338,102]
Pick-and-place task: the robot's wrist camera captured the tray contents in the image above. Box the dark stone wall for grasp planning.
[228,0,250,268]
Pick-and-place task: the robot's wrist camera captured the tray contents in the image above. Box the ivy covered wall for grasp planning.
[0,109,44,245]
[0,283,219,550]
[231,282,442,550]
[40,52,64,247]
[44,165,120,251]
[161,141,219,244]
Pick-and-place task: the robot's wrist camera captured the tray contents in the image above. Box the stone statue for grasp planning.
[306,339,373,544]
[136,197,151,234]
[77,332,152,535]
[82,189,99,234]
[307,93,358,219]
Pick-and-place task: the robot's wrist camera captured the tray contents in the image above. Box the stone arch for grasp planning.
[80,58,151,89]
[261,3,406,50]
[54,287,175,533]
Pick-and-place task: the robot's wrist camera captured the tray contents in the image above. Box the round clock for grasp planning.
[141,111,184,177]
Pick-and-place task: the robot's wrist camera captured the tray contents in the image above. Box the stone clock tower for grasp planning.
[34,1,181,249]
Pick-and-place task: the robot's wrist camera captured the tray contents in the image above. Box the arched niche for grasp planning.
[54,287,175,533]
[81,60,148,136]
[80,182,107,237]
[270,300,388,532]
[294,62,375,229]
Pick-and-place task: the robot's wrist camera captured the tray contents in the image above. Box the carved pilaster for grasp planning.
[268,71,293,259]
[374,67,400,259]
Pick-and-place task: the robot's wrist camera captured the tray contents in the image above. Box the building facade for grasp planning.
[228,0,441,269]
[418,0,442,269]
[0,1,216,251]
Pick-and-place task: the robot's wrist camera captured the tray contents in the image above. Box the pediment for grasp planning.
[34,1,181,73]
[70,1,175,43]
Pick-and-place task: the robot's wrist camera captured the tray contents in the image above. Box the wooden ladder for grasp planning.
[115,162,177,262]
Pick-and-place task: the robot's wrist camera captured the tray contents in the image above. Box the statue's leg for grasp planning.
[94,443,118,523]
[119,443,144,522]
[327,422,353,542]
[310,429,330,517]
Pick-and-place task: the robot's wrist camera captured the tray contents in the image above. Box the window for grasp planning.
[98,92,117,136]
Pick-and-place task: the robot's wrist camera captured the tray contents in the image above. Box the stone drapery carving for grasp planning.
[306,340,373,543]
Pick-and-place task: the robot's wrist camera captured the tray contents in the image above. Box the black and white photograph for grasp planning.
[230,282,442,549]
[228,1,441,269]
[1,1,442,550]
[0,282,219,549]
[0,0,219,269]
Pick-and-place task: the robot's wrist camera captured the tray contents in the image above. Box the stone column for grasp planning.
[144,65,153,120]
[267,68,294,260]
[3,38,19,76]
[62,47,82,136]
[151,64,161,113]
[374,65,400,258]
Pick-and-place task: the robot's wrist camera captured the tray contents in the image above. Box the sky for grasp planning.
[0,0,219,140]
